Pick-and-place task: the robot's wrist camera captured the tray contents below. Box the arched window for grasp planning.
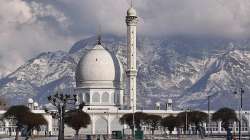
[102,92,109,103]
[111,93,115,104]
[114,92,120,104]
[92,92,100,103]
[84,93,90,103]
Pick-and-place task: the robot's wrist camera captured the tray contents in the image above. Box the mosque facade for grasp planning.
[73,5,153,134]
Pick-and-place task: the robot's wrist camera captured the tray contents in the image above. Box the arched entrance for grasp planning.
[110,117,123,132]
[95,116,108,134]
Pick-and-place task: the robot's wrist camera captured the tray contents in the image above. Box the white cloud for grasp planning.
[136,0,250,38]
[1,0,250,77]
[35,0,250,38]
[0,0,74,77]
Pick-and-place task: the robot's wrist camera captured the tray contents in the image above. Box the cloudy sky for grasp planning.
[0,0,250,77]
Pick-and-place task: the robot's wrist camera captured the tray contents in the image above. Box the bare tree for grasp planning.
[47,92,77,140]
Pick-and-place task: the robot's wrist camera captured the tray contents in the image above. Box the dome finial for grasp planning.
[97,34,101,45]
[127,0,136,16]
[97,24,102,45]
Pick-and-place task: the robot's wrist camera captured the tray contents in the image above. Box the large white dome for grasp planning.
[76,44,123,89]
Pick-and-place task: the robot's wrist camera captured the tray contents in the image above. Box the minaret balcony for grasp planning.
[126,16,138,25]
[126,69,137,76]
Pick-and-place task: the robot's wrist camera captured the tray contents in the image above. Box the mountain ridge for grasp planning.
[0,35,250,110]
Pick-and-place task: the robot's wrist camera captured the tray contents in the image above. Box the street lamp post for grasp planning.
[244,112,250,139]
[185,110,188,134]
[234,87,244,140]
[207,95,211,136]
[104,111,109,138]
[132,108,135,139]
[46,92,77,140]
[131,99,135,140]
[182,108,190,135]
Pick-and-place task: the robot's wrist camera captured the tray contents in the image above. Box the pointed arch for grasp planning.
[92,92,100,103]
[102,92,109,103]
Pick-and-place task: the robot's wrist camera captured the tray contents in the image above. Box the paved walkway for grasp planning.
[151,136,226,140]
[0,136,238,140]
[0,137,57,140]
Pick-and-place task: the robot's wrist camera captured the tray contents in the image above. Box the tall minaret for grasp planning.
[126,5,138,111]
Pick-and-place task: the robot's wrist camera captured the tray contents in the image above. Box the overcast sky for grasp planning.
[0,0,250,77]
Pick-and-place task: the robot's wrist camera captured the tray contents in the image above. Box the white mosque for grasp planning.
[0,5,250,138]
[75,5,139,111]
[73,5,165,134]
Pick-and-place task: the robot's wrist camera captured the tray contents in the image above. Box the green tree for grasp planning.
[177,110,207,135]
[177,111,191,134]
[189,111,208,135]
[3,105,30,140]
[134,112,148,130]
[145,114,161,135]
[120,112,148,136]
[120,113,133,131]
[3,105,47,140]
[64,109,91,140]
[161,115,180,134]
[212,107,237,132]
[0,97,7,110]
[23,113,47,140]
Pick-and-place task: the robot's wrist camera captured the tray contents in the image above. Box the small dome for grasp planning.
[34,102,38,107]
[127,7,136,16]
[167,99,173,104]
[76,44,123,89]
[155,102,161,106]
[28,98,34,104]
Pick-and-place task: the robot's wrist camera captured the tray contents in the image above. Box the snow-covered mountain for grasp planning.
[0,35,250,110]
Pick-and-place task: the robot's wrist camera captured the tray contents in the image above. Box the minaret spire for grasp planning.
[126,5,138,111]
